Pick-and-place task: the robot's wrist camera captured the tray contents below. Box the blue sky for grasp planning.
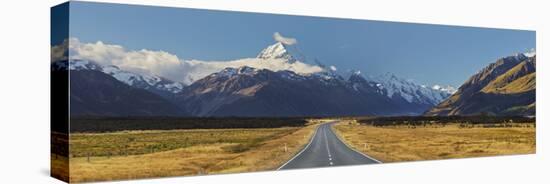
[66,1,535,87]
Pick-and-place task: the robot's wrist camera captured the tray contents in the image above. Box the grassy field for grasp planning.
[51,132,69,182]
[51,154,69,182]
[333,121,535,162]
[66,124,318,182]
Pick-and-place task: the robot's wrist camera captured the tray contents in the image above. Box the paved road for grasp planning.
[279,121,380,170]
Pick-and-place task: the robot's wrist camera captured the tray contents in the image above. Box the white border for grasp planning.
[0,0,547,184]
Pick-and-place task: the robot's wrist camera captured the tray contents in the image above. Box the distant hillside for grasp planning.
[68,68,185,116]
[425,54,535,116]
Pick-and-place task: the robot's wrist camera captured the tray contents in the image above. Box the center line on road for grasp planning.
[323,125,335,166]
[323,126,332,159]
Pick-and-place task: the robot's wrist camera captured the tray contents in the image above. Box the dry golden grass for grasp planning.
[68,125,318,183]
[51,132,70,182]
[51,154,69,182]
[333,122,535,163]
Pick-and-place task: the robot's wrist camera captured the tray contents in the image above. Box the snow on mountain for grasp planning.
[102,65,185,93]
[66,59,185,94]
[67,59,102,71]
[432,84,457,94]
[64,38,323,86]
[58,38,458,105]
[102,65,144,86]
[256,42,297,63]
[368,72,454,105]
[523,48,536,57]
[181,57,323,85]
[513,53,528,61]
[172,42,319,85]
[211,66,261,78]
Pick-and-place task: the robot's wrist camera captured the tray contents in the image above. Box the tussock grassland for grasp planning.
[333,121,535,162]
[51,132,69,182]
[68,125,318,183]
[51,154,69,182]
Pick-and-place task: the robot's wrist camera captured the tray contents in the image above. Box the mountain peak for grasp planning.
[64,59,103,71]
[513,53,528,61]
[257,42,297,63]
[380,72,401,81]
[214,66,260,78]
[432,85,457,94]
[347,70,367,83]
[370,72,453,105]
[524,48,536,57]
[237,66,259,74]
[64,59,185,94]
[426,51,536,116]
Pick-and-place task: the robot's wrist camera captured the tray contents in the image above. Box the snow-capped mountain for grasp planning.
[523,48,536,57]
[367,72,454,106]
[51,60,186,116]
[175,63,451,116]
[56,37,467,117]
[256,42,298,63]
[64,37,323,86]
[172,42,321,85]
[56,59,185,95]
[102,65,185,95]
[176,65,400,117]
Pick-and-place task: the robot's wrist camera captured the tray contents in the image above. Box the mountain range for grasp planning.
[52,60,185,116]
[53,41,534,117]
[53,59,186,98]
[425,53,536,116]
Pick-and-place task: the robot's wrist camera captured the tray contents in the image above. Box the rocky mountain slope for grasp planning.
[52,60,185,116]
[425,53,535,116]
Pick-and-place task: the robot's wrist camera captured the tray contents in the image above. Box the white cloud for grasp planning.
[524,48,536,57]
[273,32,297,45]
[63,38,322,85]
[51,39,68,62]
[68,38,188,83]
[183,58,323,84]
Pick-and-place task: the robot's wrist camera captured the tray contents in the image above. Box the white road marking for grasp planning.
[323,125,332,158]
[277,124,322,170]
[328,122,383,164]
[279,121,380,170]
[323,125,336,166]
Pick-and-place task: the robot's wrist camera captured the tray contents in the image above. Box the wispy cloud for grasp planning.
[273,32,297,45]
[67,38,187,83]
[51,39,68,62]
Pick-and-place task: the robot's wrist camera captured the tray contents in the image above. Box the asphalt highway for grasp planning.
[279,122,380,170]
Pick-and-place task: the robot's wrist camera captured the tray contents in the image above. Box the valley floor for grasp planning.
[51,119,536,183]
[54,124,318,183]
[333,121,535,162]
